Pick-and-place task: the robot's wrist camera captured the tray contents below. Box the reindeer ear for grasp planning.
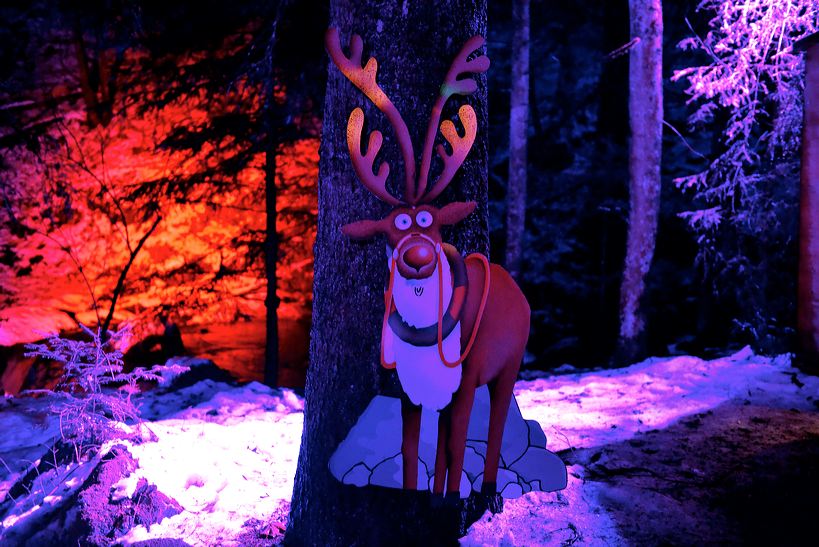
[341,219,385,240]
[437,201,476,225]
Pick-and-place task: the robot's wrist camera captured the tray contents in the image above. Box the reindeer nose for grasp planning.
[403,244,434,271]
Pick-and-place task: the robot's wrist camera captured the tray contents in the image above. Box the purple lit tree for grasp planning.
[797,25,819,369]
[673,0,819,345]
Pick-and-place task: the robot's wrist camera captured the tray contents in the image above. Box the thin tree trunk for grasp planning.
[100,215,161,337]
[73,26,101,128]
[617,0,662,361]
[798,42,819,371]
[263,130,280,387]
[504,0,530,282]
[263,6,286,388]
[286,0,489,543]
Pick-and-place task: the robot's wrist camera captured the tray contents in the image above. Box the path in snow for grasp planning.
[464,348,819,545]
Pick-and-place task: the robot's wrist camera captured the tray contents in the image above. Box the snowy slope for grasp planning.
[2,347,817,546]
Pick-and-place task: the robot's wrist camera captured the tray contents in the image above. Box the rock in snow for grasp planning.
[328,386,568,498]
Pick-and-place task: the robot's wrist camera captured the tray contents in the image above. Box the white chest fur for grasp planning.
[383,249,462,411]
[390,253,453,328]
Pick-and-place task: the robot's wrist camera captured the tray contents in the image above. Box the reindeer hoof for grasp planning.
[443,491,460,508]
[430,493,445,508]
[481,481,497,496]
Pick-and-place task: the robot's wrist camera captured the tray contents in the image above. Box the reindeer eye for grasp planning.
[415,211,433,228]
[394,213,412,230]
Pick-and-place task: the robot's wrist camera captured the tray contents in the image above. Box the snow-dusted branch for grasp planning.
[673,0,819,230]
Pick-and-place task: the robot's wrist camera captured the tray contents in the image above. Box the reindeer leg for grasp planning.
[432,407,450,497]
[482,365,517,495]
[445,383,476,502]
[401,395,422,490]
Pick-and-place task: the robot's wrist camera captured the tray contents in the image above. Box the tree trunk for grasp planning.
[286,1,489,544]
[798,42,819,371]
[263,133,280,387]
[504,0,530,282]
[617,0,662,362]
[263,7,286,389]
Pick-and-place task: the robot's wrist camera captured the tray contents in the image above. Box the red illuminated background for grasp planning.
[0,3,323,391]
[1,0,814,393]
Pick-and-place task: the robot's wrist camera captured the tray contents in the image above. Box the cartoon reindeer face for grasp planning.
[342,202,475,279]
[325,29,489,280]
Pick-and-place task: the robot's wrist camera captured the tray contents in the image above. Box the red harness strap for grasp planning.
[380,258,398,369]
[380,249,491,369]
[437,252,490,368]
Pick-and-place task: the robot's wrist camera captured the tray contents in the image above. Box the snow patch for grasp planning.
[115,381,303,545]
[4,348,818,545]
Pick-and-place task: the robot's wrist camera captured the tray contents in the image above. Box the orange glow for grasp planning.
[0,47,318,352]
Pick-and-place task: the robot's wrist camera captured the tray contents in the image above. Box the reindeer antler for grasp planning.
[325,28,415,203]
[416,35,490,203]
[346,108,400,205]
[420,104,477,203]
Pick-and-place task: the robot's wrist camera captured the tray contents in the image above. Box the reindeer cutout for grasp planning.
[326,28,565,503]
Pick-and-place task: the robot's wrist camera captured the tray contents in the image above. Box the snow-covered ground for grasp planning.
[463,348,819,545]
[117,380,304,545]
[2,347,818,545]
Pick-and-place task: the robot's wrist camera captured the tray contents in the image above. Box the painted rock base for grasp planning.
[329,386,567,498]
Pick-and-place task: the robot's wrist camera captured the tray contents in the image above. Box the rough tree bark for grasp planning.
[504,0,530,282]
[286,0,490,544]
[798,41,819,371]
[617,0,662,361]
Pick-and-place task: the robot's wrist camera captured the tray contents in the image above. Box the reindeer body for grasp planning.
[461,262,530,387]
[400,256,530,497]
[326,28,530,501]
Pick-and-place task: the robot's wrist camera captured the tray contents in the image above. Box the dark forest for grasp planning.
[1,0,819,545]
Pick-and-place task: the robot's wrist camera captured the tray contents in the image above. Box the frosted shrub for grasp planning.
[24,325,168,457]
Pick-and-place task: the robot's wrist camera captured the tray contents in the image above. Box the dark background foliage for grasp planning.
[486,0,799,369]
[0,0,803,380]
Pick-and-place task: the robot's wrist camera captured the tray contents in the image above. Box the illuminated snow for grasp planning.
[2,347,818,545]
[115,381,303,545]
[513,348,797,452]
